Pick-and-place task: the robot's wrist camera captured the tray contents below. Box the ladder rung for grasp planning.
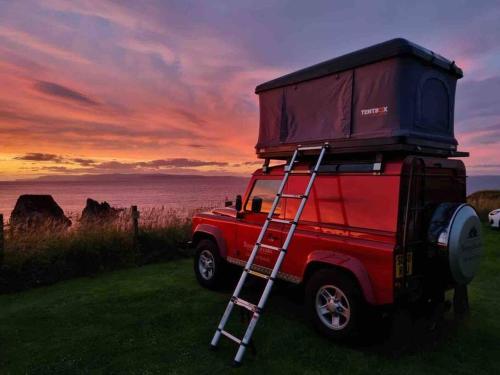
[268,218,293,225]
[280,193,305,199]
[246,268,271,280]
[257,243,281,252]
[297,145,325,151]
[232,297,259,313]
[220,329,242,345]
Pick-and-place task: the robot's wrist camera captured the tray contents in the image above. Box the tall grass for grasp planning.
[0,207,195,294]
[467,190,500,220]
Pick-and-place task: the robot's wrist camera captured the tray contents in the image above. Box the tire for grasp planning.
[305,269,362,340]
[194,239,227,290]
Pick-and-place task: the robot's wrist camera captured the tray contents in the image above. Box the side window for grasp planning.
[245,179,282,215]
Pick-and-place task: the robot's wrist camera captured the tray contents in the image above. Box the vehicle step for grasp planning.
[220,329,242,345]
[245,268,271,280]
[257,243,281,251]
[231,296,260,313]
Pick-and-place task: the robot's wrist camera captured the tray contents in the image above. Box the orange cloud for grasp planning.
[1,0,499,179]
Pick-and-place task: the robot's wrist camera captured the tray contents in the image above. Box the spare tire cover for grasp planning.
[429,203,482,284]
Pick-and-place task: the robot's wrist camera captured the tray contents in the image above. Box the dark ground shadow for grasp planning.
[213,271,464,359]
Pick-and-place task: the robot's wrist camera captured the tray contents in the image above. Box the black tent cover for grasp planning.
[255,38,464,158]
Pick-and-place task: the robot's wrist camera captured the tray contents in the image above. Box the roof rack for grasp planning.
[257,137,468,161]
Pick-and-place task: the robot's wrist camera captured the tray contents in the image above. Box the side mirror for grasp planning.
[251,196,263,213]
[235,195,242,211]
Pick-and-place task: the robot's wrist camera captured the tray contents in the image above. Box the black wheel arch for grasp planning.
[192,231,216,248]
[191,226,228,258]
[303,261,366,303]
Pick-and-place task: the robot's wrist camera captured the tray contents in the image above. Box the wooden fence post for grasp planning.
[131,206,139,247]
[0,214,4,265]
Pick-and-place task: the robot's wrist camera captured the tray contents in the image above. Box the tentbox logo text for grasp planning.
[361,106,388,116]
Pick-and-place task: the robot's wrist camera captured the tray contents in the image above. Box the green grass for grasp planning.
[0,226,499,375]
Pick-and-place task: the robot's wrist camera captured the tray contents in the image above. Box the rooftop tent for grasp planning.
[255,38,464,158]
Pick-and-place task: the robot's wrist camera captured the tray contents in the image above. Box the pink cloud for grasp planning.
[0,0,499,178]
[0,26,91,65]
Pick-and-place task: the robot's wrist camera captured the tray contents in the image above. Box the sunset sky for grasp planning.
[0,0,499,180]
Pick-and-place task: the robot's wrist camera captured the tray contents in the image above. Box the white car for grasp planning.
[489,209,500,228]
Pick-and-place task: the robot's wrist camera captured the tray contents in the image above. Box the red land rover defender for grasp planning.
[191,39,482,340]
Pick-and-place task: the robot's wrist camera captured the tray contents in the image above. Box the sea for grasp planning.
[0,175,249,220]
[0,174,498,220]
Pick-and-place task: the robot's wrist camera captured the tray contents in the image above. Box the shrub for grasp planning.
[467,190,500,220]
[0,208,192,293]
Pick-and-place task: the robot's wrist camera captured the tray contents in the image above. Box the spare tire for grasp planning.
[428,203,482,285]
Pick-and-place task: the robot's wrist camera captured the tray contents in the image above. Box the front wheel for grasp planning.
[194,239,227,290]
[305,269,362,340]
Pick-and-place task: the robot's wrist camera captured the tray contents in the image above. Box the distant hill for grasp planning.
[10,173,500,191]
[19,173,499,188]
[23,173,248,182]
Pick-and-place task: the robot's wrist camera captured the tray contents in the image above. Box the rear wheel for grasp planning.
[194,239,227,290]
[305,269,362,340]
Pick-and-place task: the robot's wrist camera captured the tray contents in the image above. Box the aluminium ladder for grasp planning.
[210,143,328,366]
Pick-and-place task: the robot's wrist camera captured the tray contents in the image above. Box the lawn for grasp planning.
[1,226,499,374]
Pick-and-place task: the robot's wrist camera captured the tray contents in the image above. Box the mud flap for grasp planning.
[386,298,446,356]
[453,284,469,318]
[386,308,412,356]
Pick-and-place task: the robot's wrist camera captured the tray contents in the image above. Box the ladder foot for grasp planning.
[209,344,218,351]
[232,360,242,368]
